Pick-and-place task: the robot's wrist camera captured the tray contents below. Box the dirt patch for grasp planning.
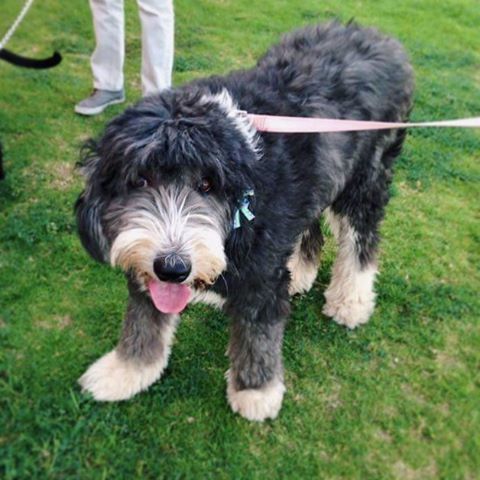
[374,429,392,443]
[50,162,75,190]
[434,332,463,370]
[36,315,73,330]
[392,460,438,480]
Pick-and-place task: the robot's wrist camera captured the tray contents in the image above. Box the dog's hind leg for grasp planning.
[322,207,378,329]
[322,132,405,328]
[79,287,178,401]
[287,221,323,295]
[322,136,403,328]
[322,131,406,328]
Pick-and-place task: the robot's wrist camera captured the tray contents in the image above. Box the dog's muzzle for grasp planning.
[148,253,192,315]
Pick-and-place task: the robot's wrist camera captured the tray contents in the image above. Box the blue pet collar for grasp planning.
[233,189,255,229]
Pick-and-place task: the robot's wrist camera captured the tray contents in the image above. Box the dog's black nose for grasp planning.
[153,254,191,283]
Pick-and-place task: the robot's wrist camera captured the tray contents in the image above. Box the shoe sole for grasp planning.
[74,97,125,116]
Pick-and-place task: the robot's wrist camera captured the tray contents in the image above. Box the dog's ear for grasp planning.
[75,142,110,263]
[75,191,109,263]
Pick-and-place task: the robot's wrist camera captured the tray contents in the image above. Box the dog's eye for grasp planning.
[199,177,213,194]
[133,177,149,189]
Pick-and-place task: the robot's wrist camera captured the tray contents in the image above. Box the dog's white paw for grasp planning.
[322,291,375,329]
[288,259,318,296]
[287,237,319,296]
[79,350,164,401]
[226,370,286,421]
[322,259,377,329]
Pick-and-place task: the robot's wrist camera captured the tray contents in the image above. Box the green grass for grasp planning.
[1,0,479,478]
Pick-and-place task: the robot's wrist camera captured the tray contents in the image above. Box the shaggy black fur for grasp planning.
[76,22,414,418]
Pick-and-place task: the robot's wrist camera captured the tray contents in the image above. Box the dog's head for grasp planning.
[75,88,259,313]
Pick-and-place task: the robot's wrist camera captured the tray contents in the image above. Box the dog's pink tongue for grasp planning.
[148,280,191,314]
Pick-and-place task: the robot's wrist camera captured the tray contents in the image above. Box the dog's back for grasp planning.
[253,21,414,123]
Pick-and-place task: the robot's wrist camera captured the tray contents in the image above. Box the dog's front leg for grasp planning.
[79,291,178,401]
[226,292,288,421]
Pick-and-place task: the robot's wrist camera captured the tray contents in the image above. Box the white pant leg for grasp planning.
[89,0,125,91]
[137,0,174,96]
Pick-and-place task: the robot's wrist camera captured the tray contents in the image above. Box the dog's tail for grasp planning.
[0,48,62,69]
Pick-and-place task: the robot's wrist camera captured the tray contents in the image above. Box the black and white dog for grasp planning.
[76,22,413,421]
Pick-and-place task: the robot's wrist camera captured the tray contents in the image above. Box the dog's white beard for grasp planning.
[109,188,227,288]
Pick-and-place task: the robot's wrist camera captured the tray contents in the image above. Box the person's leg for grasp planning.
[75,0,125,115]
[90,0,125,91]
[137,0,174,96]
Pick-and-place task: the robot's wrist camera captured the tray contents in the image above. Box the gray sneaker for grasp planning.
[75,89,125,116]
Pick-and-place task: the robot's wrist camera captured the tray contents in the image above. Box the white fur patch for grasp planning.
[287,234,319,295]
[190,289,226,309]
[201,89,260,156]
[226,370,286,421]
[79,319,177,401]
[323,208,377,328]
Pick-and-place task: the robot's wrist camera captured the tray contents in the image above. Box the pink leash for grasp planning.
[247,113,480,133]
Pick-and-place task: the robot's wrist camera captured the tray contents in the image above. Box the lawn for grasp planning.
[0,0,479,478]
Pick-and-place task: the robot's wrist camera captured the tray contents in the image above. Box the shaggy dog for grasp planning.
[75,22,414,421]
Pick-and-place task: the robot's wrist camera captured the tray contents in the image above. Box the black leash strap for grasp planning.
[0,48,62,69]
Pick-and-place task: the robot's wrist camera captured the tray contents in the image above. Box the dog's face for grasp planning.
[76,89,258,313]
